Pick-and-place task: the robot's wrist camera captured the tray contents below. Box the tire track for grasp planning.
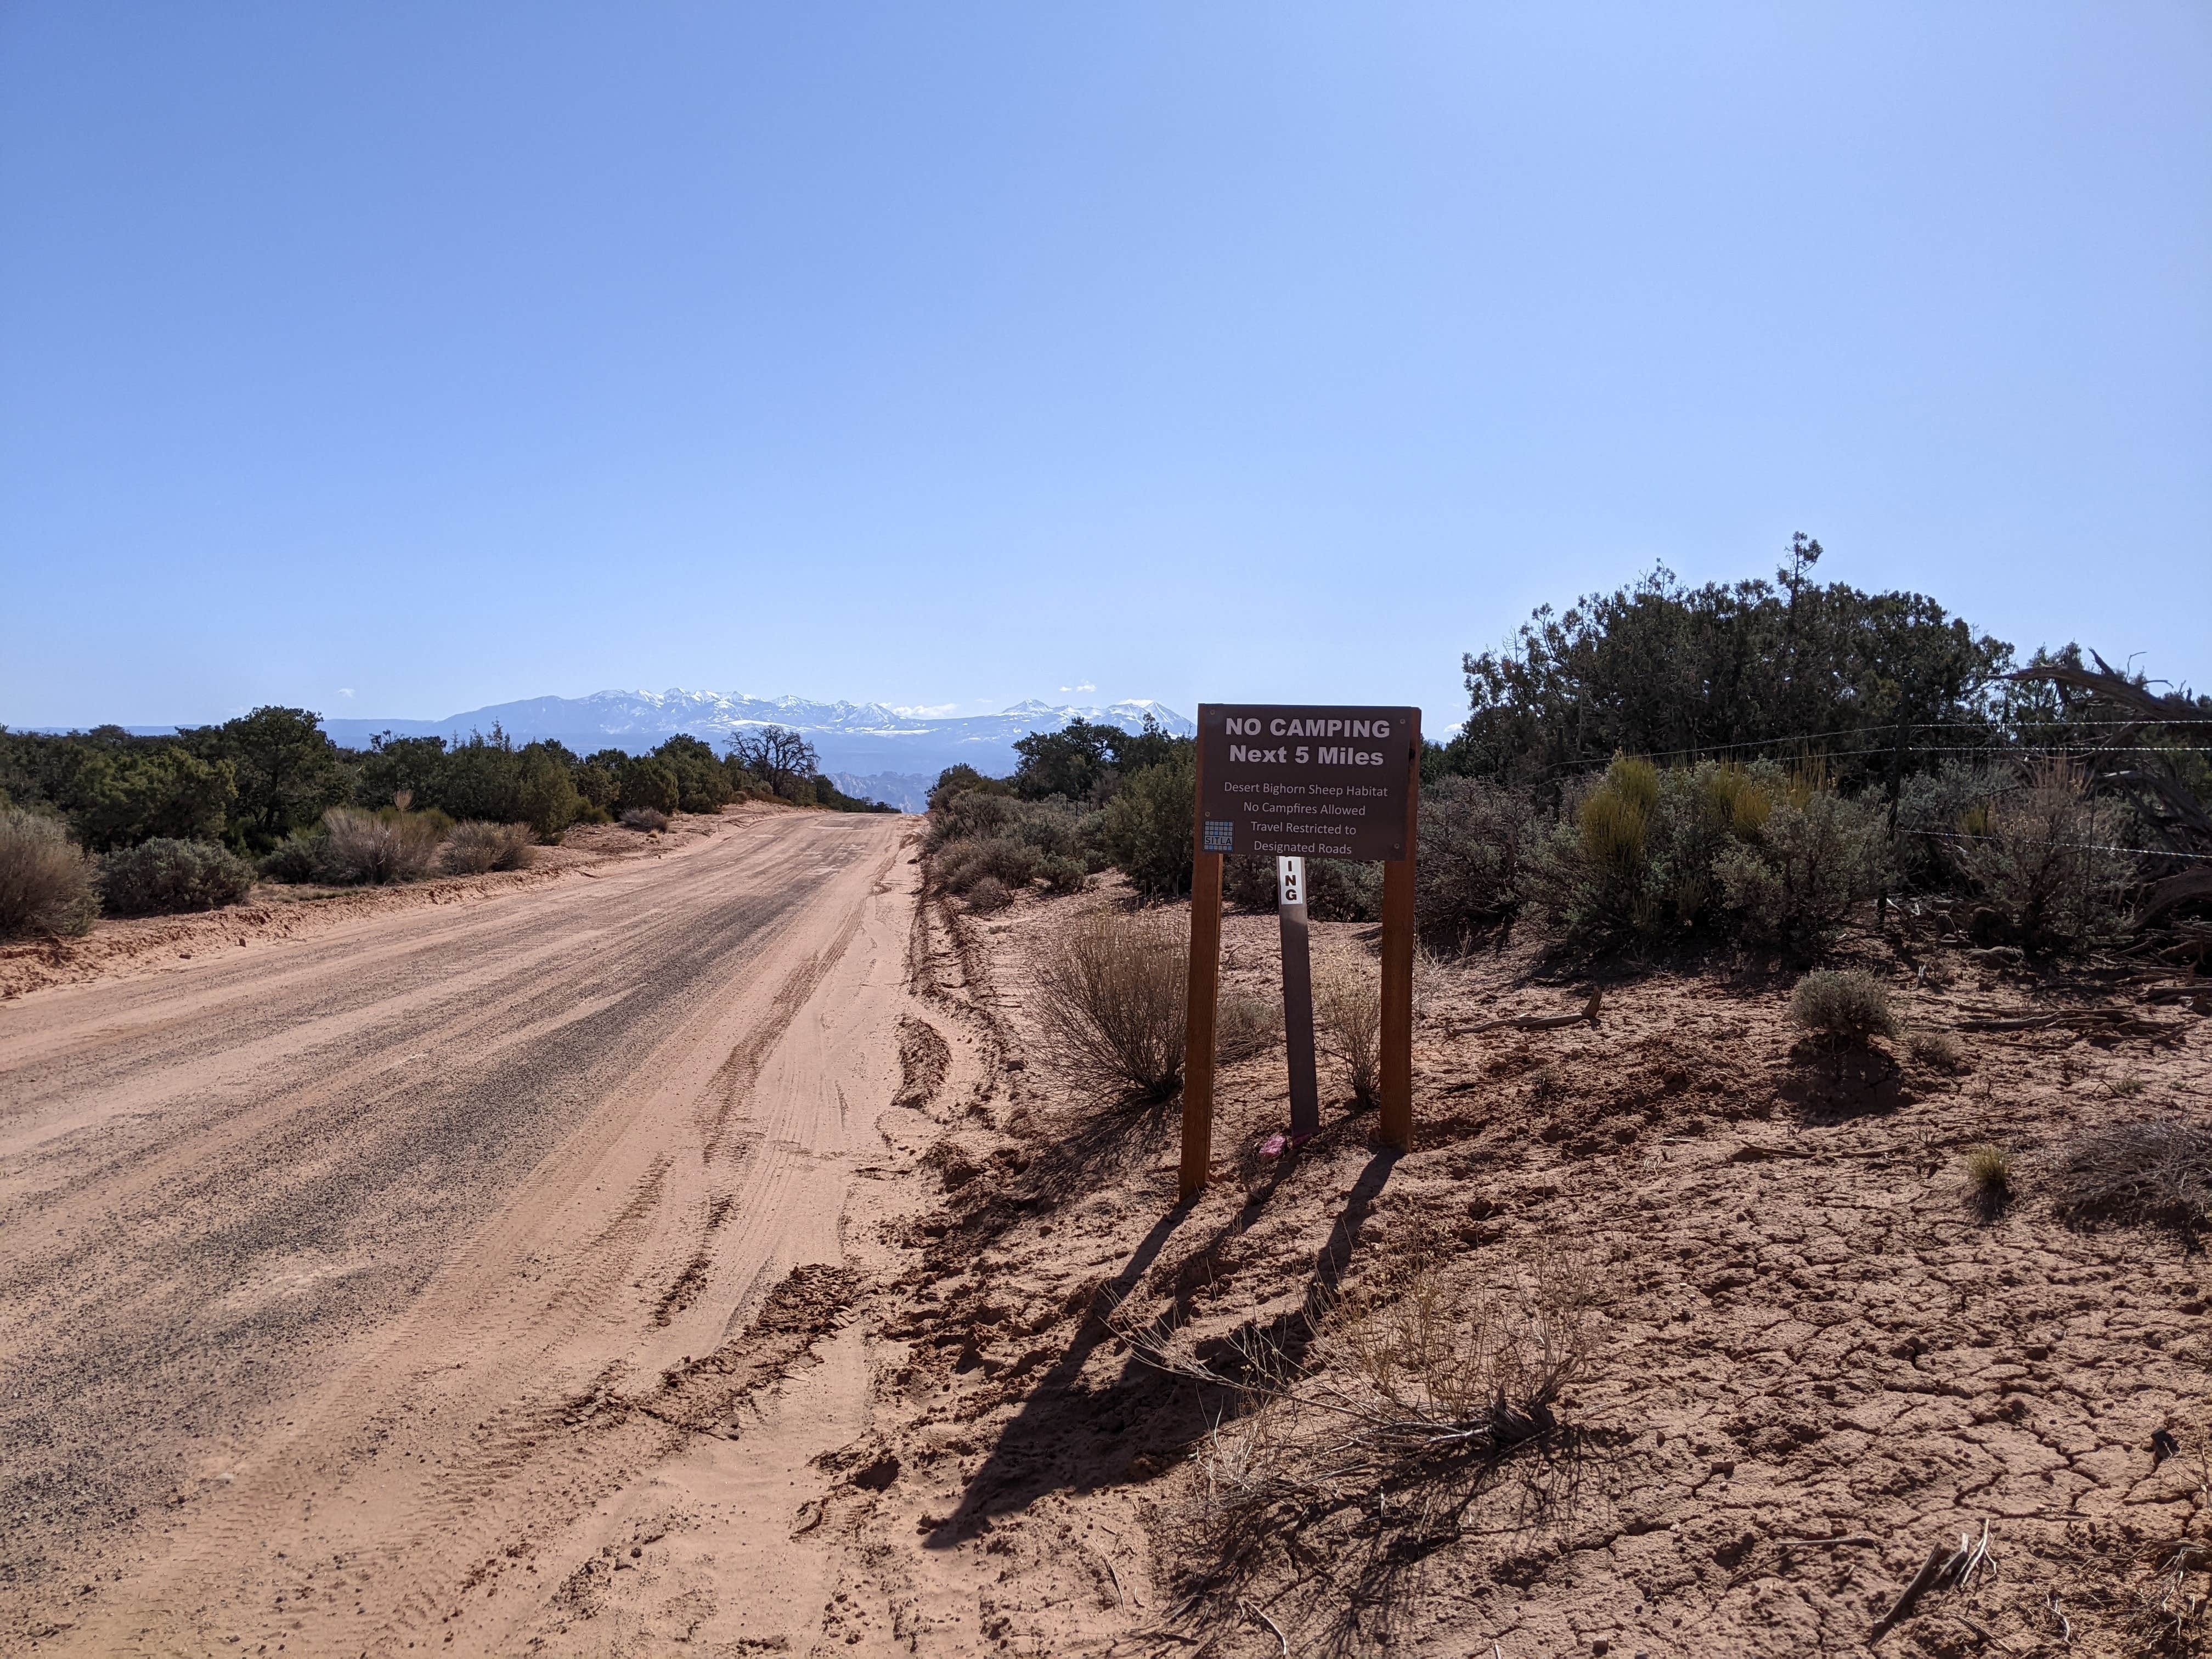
[0,811,913,1654]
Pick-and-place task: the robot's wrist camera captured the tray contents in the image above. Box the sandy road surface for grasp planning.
[0,809,917,1654]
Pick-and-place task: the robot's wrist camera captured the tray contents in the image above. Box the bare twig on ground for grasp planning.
[1454,988,1603,1036]
[1869,1542,1951,1644]
[1242,1600,1290,1657]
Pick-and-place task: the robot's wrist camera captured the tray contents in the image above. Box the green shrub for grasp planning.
[1954,761,2135,953]
[99,838,255,915]
[936,836,1042,895]
[67,746,238,851]
[617,758,682,818]
[442,821,537,874]
[1005,798,1088,859]
[417,730,582,839]
[0,808,98,938]
[926,786,1020,851]
[1716,790,1890,952]
[514,744,584,838]
[320,807,444,884]
[1098,755,1194,898]
[1037,854,1090,895]
[1788,969,1899,1046]
[652,735,733,814]
[1527,758,1730,944]
[572,761,620,816]
[1415,776,1541,947]
[1894,760,2009,887]
[927,792,1100,896]
[258,832,329,884]
[1222,854,1382,922]
[928,764,1007,811]
[1527,758,1884,953]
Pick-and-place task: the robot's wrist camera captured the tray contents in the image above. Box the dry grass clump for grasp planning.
[1215,992,1282,1065]
[441,820,536,874]
[1789,969,1899,1047]
[1135,1256,1599,1636]
[1965,1143,2013,1219]
[2050,1119,2212,1235]
[1032,911,1187,1101]
[1908,1029,1967,1073]
[1316,961,1382,1105]
[320,808,443,884]
[620,806,670,832]
[0,807,98,938]
[1322,1259,1595,1458]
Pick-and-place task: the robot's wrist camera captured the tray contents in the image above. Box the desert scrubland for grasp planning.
[5,810,2204,1655]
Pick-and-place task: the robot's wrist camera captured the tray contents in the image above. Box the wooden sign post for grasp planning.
[1180,704,1421,1198]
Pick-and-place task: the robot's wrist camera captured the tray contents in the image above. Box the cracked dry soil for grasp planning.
[826,881,2211,1658]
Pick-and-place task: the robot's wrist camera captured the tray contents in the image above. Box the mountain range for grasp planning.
[312,690,1194,812]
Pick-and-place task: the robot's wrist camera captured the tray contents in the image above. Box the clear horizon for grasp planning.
[4,4,2207,730]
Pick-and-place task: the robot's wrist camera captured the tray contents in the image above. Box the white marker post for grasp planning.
[1278,856,1320,1141]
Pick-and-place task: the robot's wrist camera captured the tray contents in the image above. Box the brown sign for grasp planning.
[1196,704,1419,862]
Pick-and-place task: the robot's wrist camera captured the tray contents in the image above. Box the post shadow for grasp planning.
[925,1144,1401,1546]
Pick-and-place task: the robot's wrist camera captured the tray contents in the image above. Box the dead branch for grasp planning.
[1954,1008,2186,1037]
[1242,1600,1290,1657]
[1869,1543,1951,1644]
[1455,988,1603,1036]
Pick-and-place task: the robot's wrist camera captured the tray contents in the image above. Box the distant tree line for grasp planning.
[0,713,889,855]
[0,712,893,933]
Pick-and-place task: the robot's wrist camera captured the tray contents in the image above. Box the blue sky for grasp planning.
[3,3,2206,730]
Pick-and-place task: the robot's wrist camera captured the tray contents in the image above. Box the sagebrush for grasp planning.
[1031,912,1187,1100]
[1216,992,1282,1064]
[1415,775,1539,946]
[1789,969,1899,1046]
[1315,960,1382,1105]
[1527,758,1886,952]
[0,808,98,938]
[320,807,444,885]
[99,838,256,915]
[441,820,536,874]
[1954,760,2135,952]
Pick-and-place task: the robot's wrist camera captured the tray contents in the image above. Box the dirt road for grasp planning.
[0,809,920,1654]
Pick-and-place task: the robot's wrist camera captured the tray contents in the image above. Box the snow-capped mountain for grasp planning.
[318,690,1192,804]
